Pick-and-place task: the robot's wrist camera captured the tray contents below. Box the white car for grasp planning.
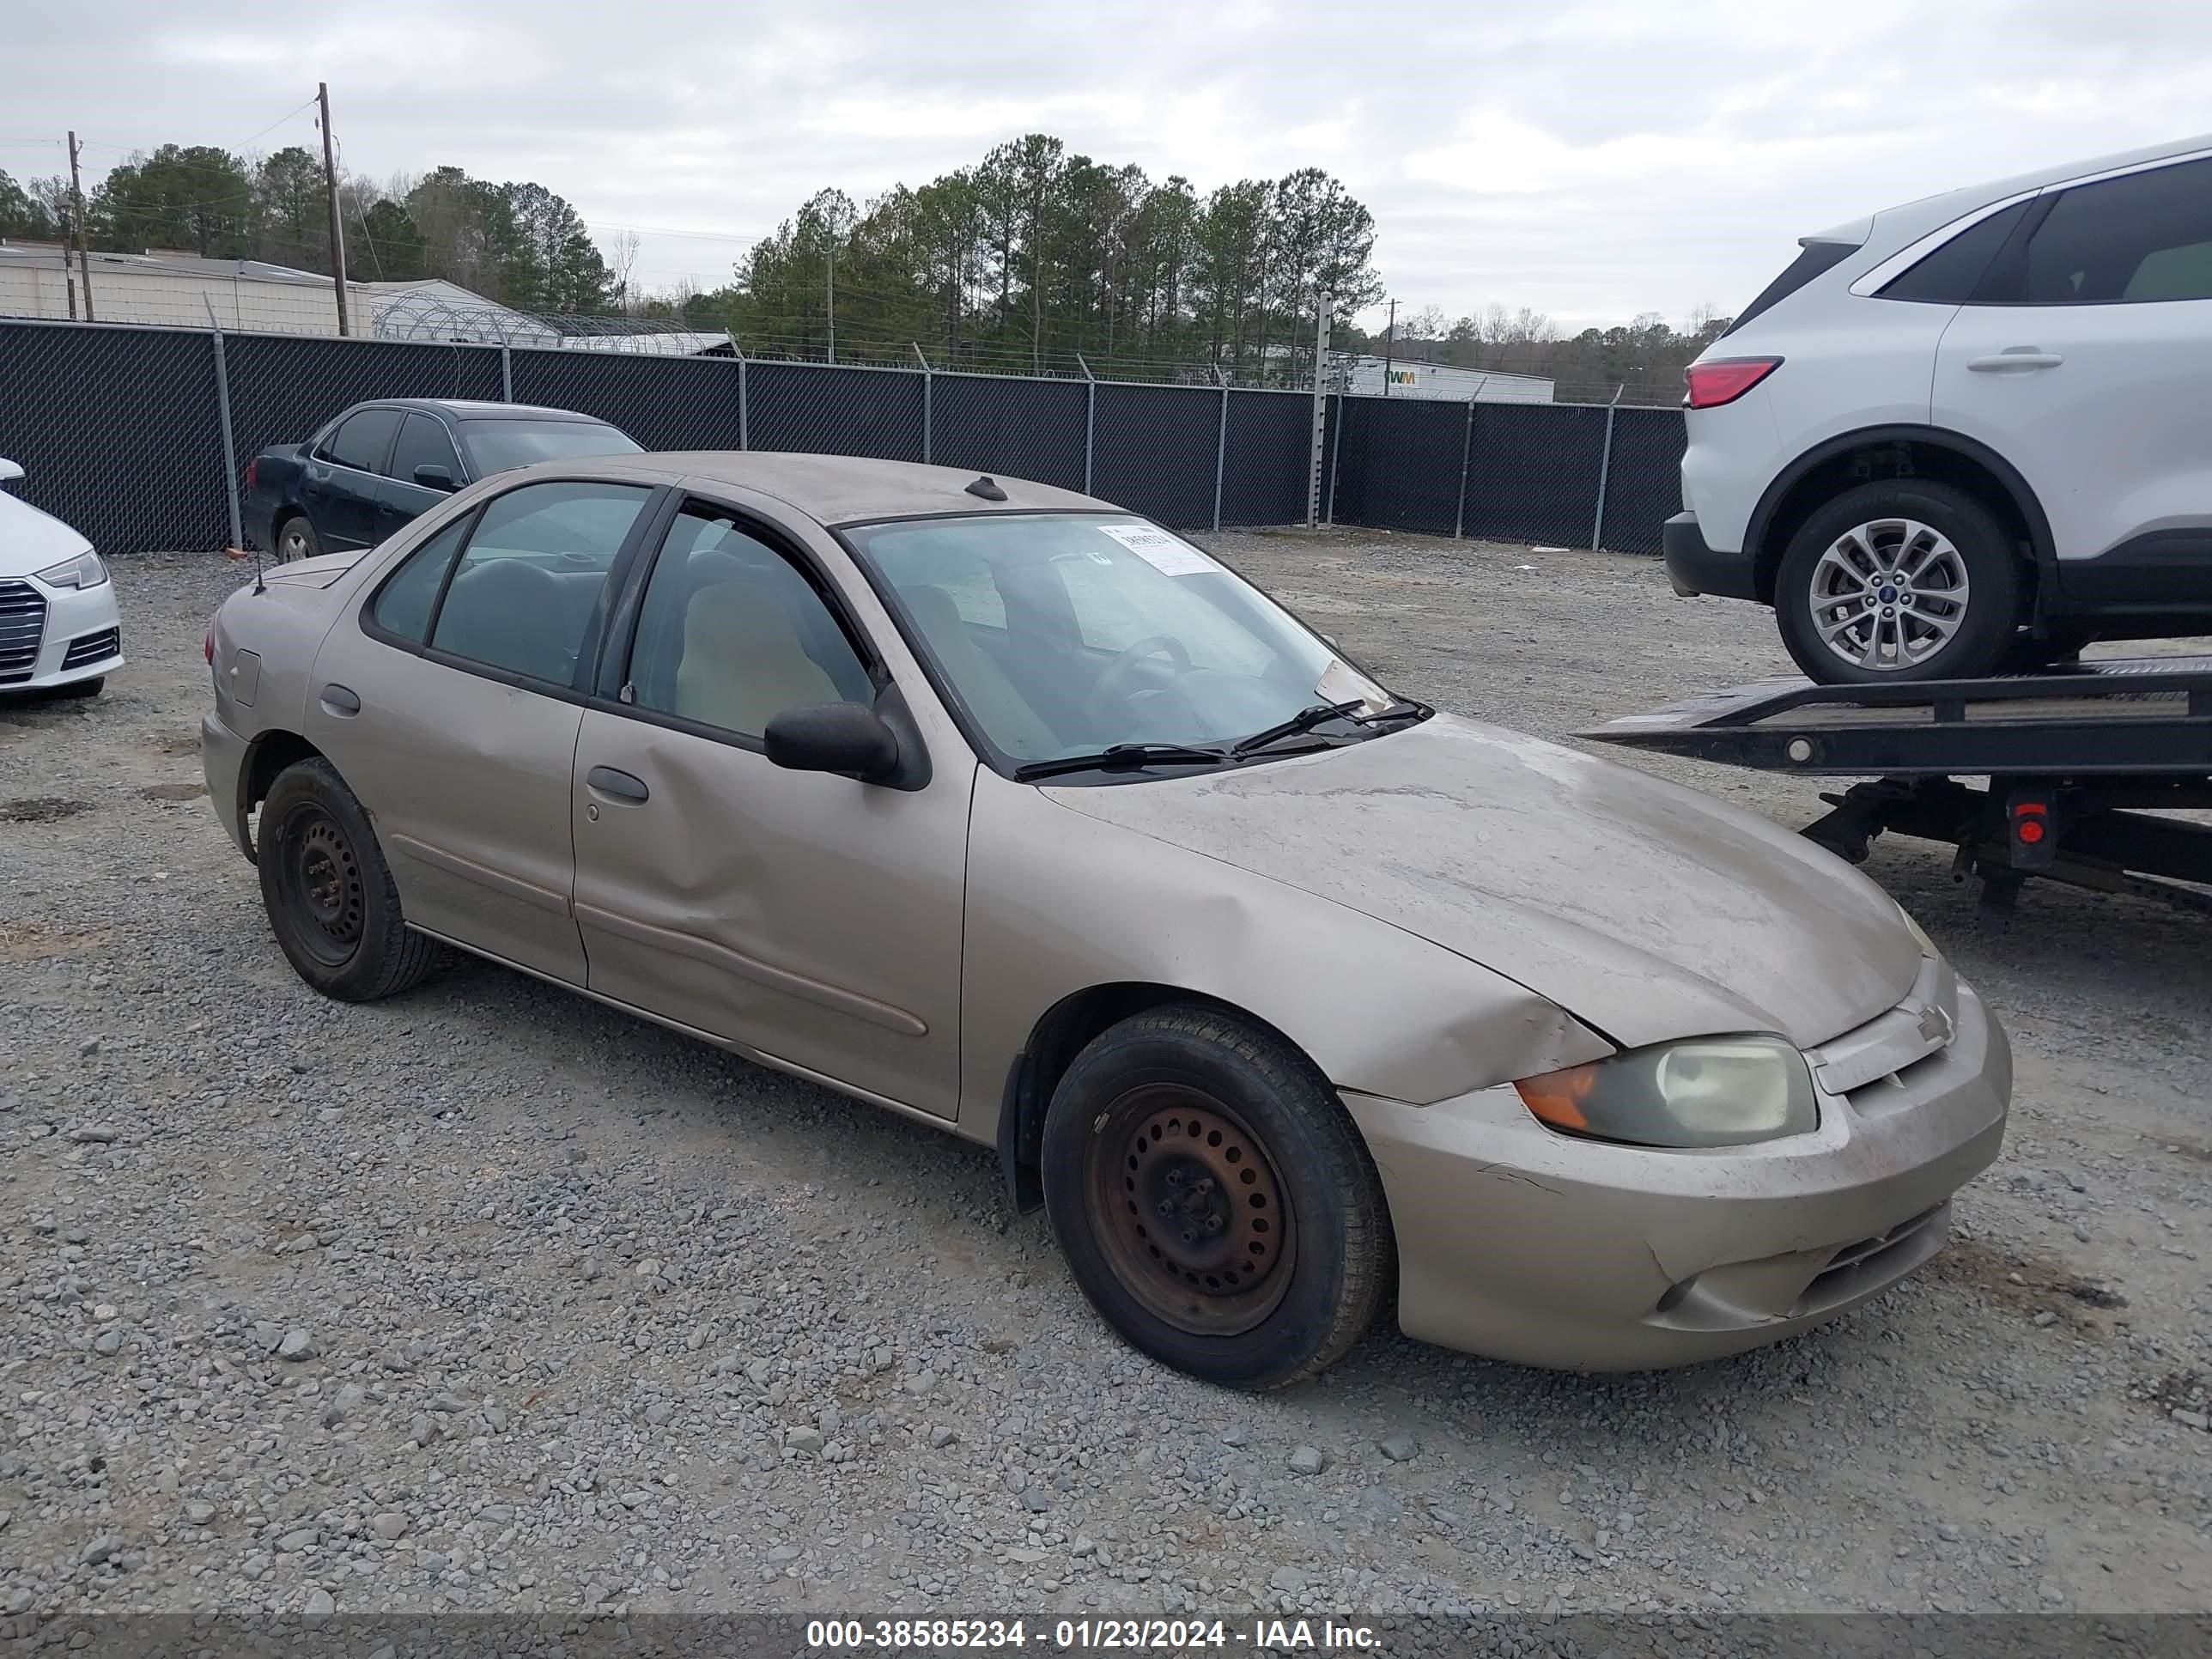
[0,458,123,698]
[1669,132,2212,683]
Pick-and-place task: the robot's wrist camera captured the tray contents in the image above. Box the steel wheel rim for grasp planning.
[279,525,310,562]
[279,805,365,965]
[1088,1085,1294,1337]
[1807,517,1971,672]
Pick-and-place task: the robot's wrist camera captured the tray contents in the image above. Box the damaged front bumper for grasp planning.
[1341,974,2009,1371]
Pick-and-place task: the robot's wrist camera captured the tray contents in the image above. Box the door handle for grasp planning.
[1967,350,2063,372]
[586,766,650,803]
[319,684,360,716]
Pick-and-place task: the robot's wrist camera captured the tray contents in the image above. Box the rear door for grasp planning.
[1929,153,2212,599]
[307,477,659,981]
[304,406,401,550]
[568,495,972,1118]
[377,411,467,538]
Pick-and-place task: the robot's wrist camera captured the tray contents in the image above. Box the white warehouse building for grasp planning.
[1342,355,1553,403]
[0,242,375,334]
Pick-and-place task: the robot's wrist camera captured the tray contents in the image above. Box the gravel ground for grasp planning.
[0,533,2206,1635]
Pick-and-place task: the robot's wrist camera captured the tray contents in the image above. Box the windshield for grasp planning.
[846,513,1399,770]
[458,418,641,475]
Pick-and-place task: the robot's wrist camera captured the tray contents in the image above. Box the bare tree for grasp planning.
[609,228,641,311]
[1399,302,1449,342]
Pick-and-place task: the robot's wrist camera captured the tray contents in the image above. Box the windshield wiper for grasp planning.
[1012,742,1232,781]
[1230,700,1371,757]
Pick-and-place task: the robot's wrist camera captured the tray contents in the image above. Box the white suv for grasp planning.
[1669,132,2212,683]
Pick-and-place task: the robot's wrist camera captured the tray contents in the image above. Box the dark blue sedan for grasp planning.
[244,399,640,561]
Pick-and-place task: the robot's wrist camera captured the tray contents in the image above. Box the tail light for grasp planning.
[244,458,258,493]
[2007,789,2057,869]
[1684,357,1783,409]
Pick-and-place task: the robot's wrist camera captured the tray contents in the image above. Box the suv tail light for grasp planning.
[1684,357,1783,410]
[244,458,258,493]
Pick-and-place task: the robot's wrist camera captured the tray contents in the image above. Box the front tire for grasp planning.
[257,757,442,1000]
[1041,1004,1392,1389]
[1776,480,2021,684]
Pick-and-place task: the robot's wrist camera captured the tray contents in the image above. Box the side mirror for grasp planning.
[0,458,23,485]
[413,464,459,493]
[763,701,900,783]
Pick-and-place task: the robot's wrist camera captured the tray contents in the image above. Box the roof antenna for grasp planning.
[966,475,1007,501]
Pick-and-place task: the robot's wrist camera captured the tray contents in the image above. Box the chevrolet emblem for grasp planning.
[1917,1005,1955,1046]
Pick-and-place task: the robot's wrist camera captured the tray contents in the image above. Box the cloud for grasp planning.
[9,0,2208,327]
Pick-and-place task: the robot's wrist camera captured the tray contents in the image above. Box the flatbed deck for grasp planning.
[1582,656,2212,915]
[1583,655,2212,777]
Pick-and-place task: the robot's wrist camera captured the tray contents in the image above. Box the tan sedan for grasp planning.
[202,453,2009,1387]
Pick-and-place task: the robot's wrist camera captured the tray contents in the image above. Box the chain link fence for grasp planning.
[0,320,232,554]
[0,315,1687,557]
[927,371,1088,490]
[1328,397,1472,535]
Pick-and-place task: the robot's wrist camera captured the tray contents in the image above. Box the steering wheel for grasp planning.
[1083,634,1193,732]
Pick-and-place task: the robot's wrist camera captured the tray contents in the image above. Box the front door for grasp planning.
[1930,154,2212,599]
[377,411,467,539]
[307,477,657,982]
[568,498,971,1117]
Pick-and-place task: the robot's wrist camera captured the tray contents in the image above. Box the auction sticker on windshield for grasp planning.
[1097,521,1217,576]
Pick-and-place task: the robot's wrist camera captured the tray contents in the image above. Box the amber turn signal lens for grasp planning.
[1516,1064,1596,1130]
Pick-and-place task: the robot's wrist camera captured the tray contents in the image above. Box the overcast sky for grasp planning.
[7,0,2209,332]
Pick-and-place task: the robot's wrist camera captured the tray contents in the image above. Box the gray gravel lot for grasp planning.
[0,532,2206,1632]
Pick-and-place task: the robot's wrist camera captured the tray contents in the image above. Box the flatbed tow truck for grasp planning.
[1583,655,2212,917]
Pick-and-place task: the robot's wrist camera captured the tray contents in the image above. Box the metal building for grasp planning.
[1341,356,1554,403]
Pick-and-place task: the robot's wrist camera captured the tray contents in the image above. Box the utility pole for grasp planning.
[67,131,94,322]
[318,83,350,336]
[1381,297,1396,396]
[826,228,836,365]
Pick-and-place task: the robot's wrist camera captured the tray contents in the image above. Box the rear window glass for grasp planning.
[2015,160,2212,304]
[320,407,401,472]
[369,518,469,644]
[1723,240,1859,335]
[458,419,641,475]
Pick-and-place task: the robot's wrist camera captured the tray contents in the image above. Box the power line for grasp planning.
[230,96,319,154]
[334,133,386,283]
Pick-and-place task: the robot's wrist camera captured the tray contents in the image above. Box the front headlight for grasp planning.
[1515,1035,1818,1149]
[36,550,108,589]
[1897,902,1936,957]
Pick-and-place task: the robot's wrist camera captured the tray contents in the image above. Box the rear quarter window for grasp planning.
[1878,201,2032,304]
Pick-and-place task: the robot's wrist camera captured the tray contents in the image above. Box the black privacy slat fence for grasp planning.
[1462,401,1615,549]
[0,317,1686,560]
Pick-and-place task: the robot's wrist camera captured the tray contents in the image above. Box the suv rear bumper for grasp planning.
[1663,512,1760,601]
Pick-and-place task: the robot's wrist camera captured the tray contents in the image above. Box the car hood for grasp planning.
[1044,714,1920,1052]
[0,489,94,576]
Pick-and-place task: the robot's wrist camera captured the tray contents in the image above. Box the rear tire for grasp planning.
[1776,480,2021,684]
[257,757,443,1000]
[1041,1004,1392,1389]
[274,514,321,564]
